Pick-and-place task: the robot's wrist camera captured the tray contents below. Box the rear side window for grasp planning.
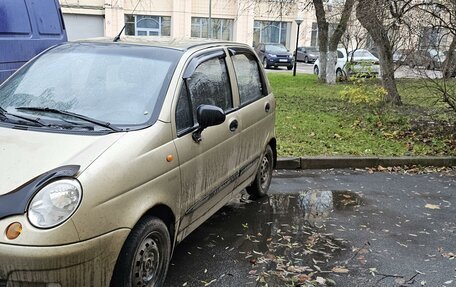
[0,0,31,35]
[175,56,232,135]
[232,53,263,105]
[337,51,344,58]
[30,0,62,35]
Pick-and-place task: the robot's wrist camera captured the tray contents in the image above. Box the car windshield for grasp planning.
[0,43,182,129]
[265,44,288,53]
[307,47,319,53]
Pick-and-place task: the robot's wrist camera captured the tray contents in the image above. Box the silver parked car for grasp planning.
[297,46,319,63]
[0,37,276,286]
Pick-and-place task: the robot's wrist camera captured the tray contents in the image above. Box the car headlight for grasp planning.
[28,179,82,228]
[268,54,277,58]
[288,55,293,59]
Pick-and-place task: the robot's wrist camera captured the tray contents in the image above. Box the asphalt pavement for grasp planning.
[165,169,455,287]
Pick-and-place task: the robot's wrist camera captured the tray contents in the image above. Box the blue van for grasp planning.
[0,0,67,83]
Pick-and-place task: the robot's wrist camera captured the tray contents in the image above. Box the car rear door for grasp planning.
[227,47,275,187]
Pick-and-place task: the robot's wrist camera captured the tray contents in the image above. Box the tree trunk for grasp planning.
[443,36,456,79]
[313,0,328,81]
[356,1,402,105]
[326,0,355,84]
[326,51,337,84]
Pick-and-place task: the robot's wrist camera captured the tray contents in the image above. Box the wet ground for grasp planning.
[166,169,455,287]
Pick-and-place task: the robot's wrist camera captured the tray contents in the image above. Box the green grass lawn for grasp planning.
[268,73,455,157]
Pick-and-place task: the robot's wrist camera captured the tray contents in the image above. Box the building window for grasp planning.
[311,22,318,47]
[191,17,233,40]
[253,21,290,47]
[310,22,338,47]
[125,15,171,36]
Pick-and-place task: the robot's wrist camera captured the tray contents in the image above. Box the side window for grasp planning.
[232,53,263,105]
[338,51,344,59]
[176,56,232,135]
[175,84,193,133]
[187,57,232,120]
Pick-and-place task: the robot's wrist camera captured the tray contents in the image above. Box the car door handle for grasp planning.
[265,103,271,113]
[229,119,238,132]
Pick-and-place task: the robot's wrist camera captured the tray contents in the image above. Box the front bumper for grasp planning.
[267,58,293,67]
[0,229,129,287]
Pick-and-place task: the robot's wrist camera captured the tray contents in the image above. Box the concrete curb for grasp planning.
[277,156,456,170]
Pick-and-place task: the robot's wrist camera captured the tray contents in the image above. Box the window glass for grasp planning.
[175,85,193,133]
[253,21,290,47]
[124,15,171,37]
[0,0,31,34]
[337,50,344,58]
[30,0,62,35]
[0,44,182,127]
[232,54,263,105]
[191,17,233,40]
[187,57,232,121]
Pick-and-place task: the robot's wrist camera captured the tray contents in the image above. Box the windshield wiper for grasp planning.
[16,107,122,132]
[0,106,45,126]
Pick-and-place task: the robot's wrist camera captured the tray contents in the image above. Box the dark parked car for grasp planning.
[255,43,294,70]
[296,46,319,63]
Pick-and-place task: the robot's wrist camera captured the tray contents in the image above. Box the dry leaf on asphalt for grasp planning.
[331,266,349,273]
[424,204,440,210]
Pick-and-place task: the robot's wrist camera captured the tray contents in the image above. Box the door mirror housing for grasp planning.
[192,105,225,143]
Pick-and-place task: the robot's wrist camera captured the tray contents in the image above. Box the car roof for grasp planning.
[72,36,250,51]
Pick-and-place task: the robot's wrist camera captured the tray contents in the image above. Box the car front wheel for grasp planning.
[313,65,319,75]
[111,216,171,287]
[247,145,274,198]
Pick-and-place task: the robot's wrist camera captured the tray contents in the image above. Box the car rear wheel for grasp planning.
[313,65,319,75]
[305,56,309,63]
[111,216,171,287]
[247,145,273,198]
[336,68,344,80]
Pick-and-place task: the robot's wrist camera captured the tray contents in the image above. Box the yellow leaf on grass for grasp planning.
[425,204,440,210]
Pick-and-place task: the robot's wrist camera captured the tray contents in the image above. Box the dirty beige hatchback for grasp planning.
[0,37,276,287]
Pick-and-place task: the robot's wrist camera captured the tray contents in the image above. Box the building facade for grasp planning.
[59,0,317,49]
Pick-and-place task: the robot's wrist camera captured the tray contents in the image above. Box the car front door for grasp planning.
[173,49,241,240]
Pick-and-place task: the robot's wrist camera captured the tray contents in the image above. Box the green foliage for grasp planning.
[268,73,454,157]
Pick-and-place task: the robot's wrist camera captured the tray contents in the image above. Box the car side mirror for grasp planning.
[192,104,225,143]
[260,49,265,53]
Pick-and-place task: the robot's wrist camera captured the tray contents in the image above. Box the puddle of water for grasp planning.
[167,190,360,286]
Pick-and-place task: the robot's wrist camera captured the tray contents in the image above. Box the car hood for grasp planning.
[0,128,125,194]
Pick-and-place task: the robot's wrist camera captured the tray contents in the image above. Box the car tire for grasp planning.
[287,65,293,70]
[111,216,171,287]
[263,58,270,69]
[313,65,319,75]
[336,68,344,81]
[246,145,273,198]
[305,56,309,63]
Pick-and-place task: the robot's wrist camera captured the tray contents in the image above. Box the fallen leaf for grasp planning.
[296,274,311,283]
[425,204,440,210]
[332,266,349,273]
[315,276,326,285]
